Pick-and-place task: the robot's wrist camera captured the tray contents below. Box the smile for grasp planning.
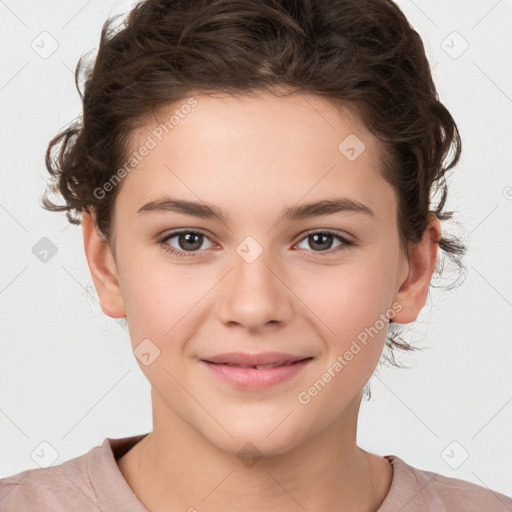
[200,355,313,390]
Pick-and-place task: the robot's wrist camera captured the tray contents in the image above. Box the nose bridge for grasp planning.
[217,235,292,329]
[234,236,275,287]
[233,234,281,300]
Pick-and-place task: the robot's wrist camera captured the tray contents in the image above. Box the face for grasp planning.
[87,90,416,457]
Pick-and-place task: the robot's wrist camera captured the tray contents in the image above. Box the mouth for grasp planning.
[199,353,314,390]
[201,351,313,367]
[205,359,311,369]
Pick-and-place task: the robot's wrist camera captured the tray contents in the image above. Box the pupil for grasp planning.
[311,233,332,251]
[179,233,202,251]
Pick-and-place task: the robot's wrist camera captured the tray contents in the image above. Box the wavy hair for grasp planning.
[42,0,467,372]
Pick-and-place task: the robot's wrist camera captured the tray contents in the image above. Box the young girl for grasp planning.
[1,0,510,510]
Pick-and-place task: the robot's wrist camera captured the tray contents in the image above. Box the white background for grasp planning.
[1,0,511,499]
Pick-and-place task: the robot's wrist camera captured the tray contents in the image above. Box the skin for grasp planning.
[82,90,441,512]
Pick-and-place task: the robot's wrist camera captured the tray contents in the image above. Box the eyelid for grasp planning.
[297,228,354,243]
[158,227,354,258]
[159,227,216,242]
[158,228,353,246]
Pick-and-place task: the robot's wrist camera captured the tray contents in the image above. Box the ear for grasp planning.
[82,210,126,318]
[392,213,441,324]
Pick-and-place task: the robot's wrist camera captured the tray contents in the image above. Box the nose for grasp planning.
[216,242,294,332]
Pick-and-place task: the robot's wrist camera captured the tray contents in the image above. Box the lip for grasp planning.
[200,352,313,390]
[201,351,311,367]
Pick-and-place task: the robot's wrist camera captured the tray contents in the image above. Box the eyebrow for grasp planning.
[137,196,375,223]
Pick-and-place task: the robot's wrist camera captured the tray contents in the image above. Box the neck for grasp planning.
[117,390,393,512]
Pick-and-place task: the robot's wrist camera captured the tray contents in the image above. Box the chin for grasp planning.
[221,435,301,461]
[203,419,314,461]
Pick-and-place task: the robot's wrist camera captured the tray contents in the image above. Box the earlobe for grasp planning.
[82,210,126,318]
[392,213,441,324]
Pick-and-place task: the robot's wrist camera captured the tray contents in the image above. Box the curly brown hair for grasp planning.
[41,0,467,368]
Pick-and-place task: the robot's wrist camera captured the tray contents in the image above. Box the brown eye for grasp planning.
[296,230,353,255]
[160,230,214,256]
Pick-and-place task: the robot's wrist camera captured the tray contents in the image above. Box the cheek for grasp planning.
[295,253,397,397]
[302,253,397,340]
[294,264,393,418]
[118,251,206,341]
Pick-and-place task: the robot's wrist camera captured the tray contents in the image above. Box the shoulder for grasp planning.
[0,445,98,512]
[0,434,149,512]
[380,455,512,512]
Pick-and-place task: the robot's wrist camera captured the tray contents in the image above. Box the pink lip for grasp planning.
[201,351,310,366]
[200,352,313,390]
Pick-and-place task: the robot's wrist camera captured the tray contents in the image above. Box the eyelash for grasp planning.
[157,229,354,258]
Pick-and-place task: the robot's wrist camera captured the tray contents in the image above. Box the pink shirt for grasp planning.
[1,433,511,511]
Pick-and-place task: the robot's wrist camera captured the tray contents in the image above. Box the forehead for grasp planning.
[115,91,397,224]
